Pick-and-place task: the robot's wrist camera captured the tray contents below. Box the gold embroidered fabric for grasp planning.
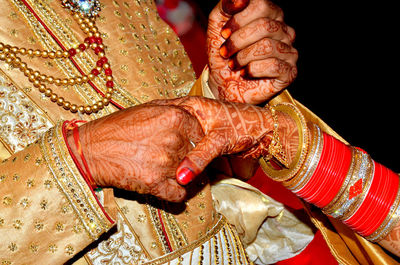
[0,125,114,265]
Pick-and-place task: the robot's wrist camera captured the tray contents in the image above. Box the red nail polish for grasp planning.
[219,45,228,58]
[221,28,232,39]
[177,167,195,185]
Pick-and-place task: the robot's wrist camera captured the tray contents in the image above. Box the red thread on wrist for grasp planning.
[62,120,98,190]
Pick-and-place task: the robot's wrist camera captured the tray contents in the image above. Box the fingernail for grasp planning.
[177,167,195,185]
[240,68,246,77]
[221,28,232,39]
[228,59,235,69]
[219,45,228,58]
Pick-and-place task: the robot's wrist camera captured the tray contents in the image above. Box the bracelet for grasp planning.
[296,132,352,208]
[344,162,399,237]
[284,123,323,192]
[259,103,310,182]
[62,120,98,190]
[322,149,374,219]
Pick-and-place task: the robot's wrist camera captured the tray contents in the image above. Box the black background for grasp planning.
[195,0,400,172]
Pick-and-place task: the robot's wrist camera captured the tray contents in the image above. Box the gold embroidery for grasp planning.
[48,244,58,253]
[65,244,74,255]
[13,219,23,230]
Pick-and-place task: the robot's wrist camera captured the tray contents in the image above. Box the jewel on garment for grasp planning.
[62,0,101,17]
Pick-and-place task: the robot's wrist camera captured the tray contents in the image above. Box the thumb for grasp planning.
[176,132,225,185]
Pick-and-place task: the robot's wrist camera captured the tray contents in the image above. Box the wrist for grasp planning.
[63,121,100,189]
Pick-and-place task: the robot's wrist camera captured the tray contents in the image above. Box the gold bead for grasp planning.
[105,92,112,98]
[103,63,110,69]
[106,76,113,81]
[63,101,71,110]
[106,88,113,93]
[55,50,63,58]
[83,28,90,34]
[27,49,33,56]
[54,79,61,86]
[73,13,80,20]
[13,57,21,65]
[5,57,12,64]
[98,52,105,58]
[19,62,27,70]
[82,76,89,82]
[33,80,40,88]
[44,89,52,97]
[33,71,40,77]
[39,74,46,81]
[38,85,46,93]
[0,54,6,60]
[98,44,104,50]
[87,22,94,28]
[70,104,78,113]
[41,51,48,58]
[0,43,4,50]
[48,52,56,59]
[84,106,92,114]
[63,51,69,58]
[91,104,99,113]
[3,47,10,53]
[88,74,95,80]
[28,74,36,82]
[23,69,31,76]
[94,32,100,38]
[34,50,41,57]
[61,79,68,85]
[56,97,64,106]
[96,101,104,109]
[46,76,54,84]
[90,43,98,49]
[68,78,75,85]
[18,48,26,55]
[76,77,82,84]
[11,47,18,53]
[102,98,110,105]
[50,93,58,102]
[91,26,98,33]
[95,66,102,72]
[78,105,85,113]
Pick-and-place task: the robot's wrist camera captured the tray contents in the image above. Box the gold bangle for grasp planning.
[259,103,310,182]
[284,123,323,192]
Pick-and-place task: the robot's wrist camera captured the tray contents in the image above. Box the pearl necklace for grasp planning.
[0,1,115,115]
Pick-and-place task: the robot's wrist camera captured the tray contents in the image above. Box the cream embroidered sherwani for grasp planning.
[0,0,314,264]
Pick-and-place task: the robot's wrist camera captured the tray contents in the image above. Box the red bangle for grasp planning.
[62,120,98,190]
[297,133,352,208]
[345,162,399,236]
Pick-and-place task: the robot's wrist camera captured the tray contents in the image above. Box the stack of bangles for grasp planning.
[260,103,400,242]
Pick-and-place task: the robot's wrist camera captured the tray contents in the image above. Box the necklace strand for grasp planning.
[0,10,115,115]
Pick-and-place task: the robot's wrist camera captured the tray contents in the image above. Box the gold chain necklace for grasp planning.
[0,0,114,115]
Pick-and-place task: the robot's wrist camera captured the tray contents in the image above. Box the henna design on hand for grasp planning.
[67,105,204,202]
[149,96,298,184]
[207,0,298,104]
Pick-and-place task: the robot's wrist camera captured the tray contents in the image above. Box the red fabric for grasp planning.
[248,169,339,265]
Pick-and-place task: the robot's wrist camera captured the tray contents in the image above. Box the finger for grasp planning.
[176,132,225,185]
[222,0,284,39]
[242,57,298,84]
[229,38,298,70]
[221,0,250,15]
[220,17,293,59]
[153,178,187,202]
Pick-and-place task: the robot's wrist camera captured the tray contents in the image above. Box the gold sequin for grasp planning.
[20,198,30,208]
[12,174,20,181]
[3,196,12,206]
[26,179,35,188]
[40,199,48,210]
[34,220,44,231]
[48,244,58,253]
[29,242,39,253]
[43,180,53,189]
[13,219,23,230]
[55,222,65,232]
[65,245,75,255]
[137,214,146,223]
[8,242,18,252]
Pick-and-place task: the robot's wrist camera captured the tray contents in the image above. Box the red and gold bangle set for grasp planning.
[261,103,400,242]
